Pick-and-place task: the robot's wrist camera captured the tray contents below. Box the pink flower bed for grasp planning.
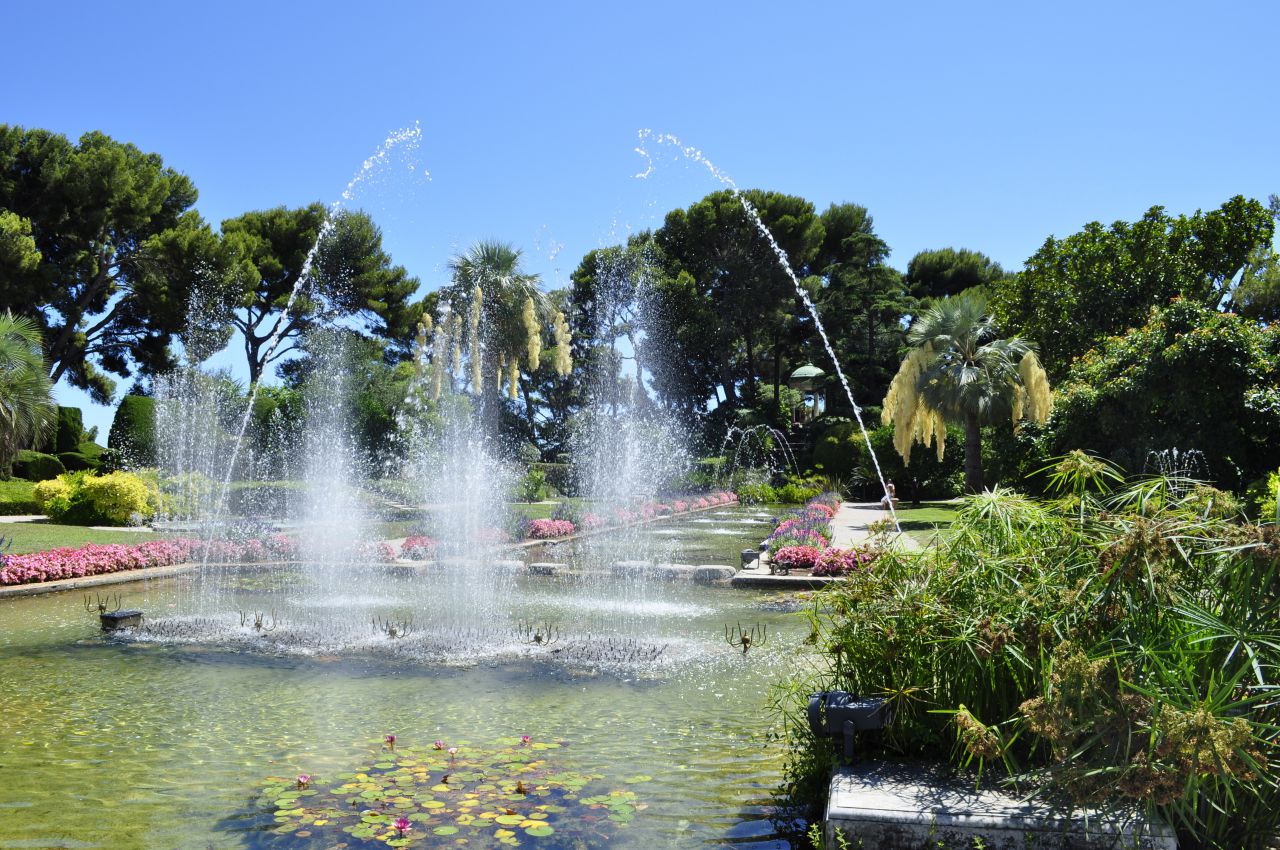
[526,519,576,539]
[771,545,824,571]
[400,536,438,559]
[811,547,876,576]
[0,536,298,586]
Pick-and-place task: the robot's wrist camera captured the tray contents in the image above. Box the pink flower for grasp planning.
[296,774,310,788]
[394,816,411,835]
[384,734,396,749]
[433,740,445,750]
[447,746,458,757]
[520,735,531,745]
[526,519,576,539]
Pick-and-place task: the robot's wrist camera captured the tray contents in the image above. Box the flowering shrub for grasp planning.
[400,536,438,559]
[811,547,875,576]
[0,535,297,586]
[767,505,834,549]
[526,519,576,539]
[771,546,824,571]
[34,471,158,526]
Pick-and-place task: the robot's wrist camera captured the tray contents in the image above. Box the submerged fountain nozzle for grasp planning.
[725,622,766,654]
[240,610,279,633]
[518,620,561,647]
[807,691,892,762]
[84,593,123,615]
[373,616,414,639]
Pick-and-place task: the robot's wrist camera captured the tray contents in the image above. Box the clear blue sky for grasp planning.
[7,0,1278,436]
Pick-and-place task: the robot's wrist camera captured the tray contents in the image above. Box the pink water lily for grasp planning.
[296,774,310,788]
[520,735,531,745]
[447,746,458,757]
[384,734,396,748]
[394,816,411,835]
[433,740,445,750]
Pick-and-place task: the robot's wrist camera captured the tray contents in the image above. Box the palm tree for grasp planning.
[882,292,1052,493]
[0,312,56,475]
[437,241,570,401]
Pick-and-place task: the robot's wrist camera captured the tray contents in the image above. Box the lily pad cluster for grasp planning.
[258,737,649,847]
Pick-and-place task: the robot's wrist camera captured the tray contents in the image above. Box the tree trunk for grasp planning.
[964,411,983,494]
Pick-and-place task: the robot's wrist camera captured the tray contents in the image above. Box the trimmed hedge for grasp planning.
[108,395,158,467]
[12,450,65,482]
[55,406,85,453]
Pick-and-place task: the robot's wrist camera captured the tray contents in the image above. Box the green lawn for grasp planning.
[0,522,164,554]
[893,501,959,547]
[0,479,39,514]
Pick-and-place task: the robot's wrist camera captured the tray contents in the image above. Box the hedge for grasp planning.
[12,451,65,482]
[108,395,158,467]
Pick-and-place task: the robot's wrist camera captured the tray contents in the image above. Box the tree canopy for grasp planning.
[0,126,213,402]
[214,205,423,384]
[992,195,1275,378]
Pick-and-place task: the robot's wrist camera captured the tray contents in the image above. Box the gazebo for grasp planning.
[788,363,826,425]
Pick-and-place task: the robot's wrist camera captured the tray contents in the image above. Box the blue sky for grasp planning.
[8,0,1279,435]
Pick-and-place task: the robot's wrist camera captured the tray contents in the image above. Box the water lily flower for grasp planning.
[447,746,458,757]
[520,735,531,745]
[394,816,411,836]
[384,734,396,749]
[433,740,445,750]
[296,774,310,788]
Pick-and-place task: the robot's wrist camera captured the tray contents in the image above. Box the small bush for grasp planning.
[34,471,156,526]
[776,476,824,505]
[517,467,550,502]
[736,481,776,504]
[12,450,65,482]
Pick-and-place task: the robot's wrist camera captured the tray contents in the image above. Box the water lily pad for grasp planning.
[525,825,554,837]
[433,825,460,835]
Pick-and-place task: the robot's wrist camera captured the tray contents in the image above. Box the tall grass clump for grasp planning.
[774,453,1280,850]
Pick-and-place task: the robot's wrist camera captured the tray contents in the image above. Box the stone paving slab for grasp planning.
[827,763,1176,849]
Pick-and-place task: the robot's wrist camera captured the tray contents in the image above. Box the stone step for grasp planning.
[826,763,1176,850]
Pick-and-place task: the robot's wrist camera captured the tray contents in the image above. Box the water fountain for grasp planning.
[0,129,910,849]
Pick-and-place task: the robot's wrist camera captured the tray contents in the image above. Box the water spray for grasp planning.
[635,130,901,531]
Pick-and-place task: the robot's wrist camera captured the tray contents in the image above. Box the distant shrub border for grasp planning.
[0,536,297,586]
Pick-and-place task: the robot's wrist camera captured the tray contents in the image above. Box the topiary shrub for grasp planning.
[108,395,158,468]
[54,406,85,453]
[12,450,65,482]
[57,451,99,472]
[34,471,156,526]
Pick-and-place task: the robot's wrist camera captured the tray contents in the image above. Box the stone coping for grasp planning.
[827,763,1176,849]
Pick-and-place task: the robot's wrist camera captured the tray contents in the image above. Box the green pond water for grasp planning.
[0,506,813,850]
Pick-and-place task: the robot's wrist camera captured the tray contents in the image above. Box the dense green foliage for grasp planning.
[1047,299,1280,490]
[779,475,1280,849]
[992,196,1275,379]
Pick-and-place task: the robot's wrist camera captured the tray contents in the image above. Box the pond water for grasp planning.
[0,506,811,850]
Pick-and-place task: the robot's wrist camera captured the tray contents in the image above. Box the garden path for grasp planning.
[830,503,920,551]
